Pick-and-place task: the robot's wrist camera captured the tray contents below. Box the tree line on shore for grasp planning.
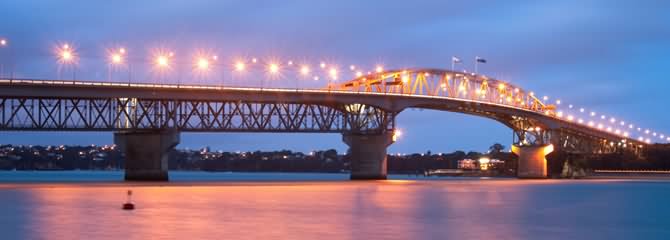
[1,143,668,175]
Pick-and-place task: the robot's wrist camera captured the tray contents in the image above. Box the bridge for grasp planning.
[0,67,657,181]
[0,43,665,181]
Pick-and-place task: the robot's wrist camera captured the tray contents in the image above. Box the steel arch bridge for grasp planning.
[333,68,645,154]
[0,68,651,179]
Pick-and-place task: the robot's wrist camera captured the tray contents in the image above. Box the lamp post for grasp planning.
[266,62,279,89]
[0,38,7,78]
[154,54,170,84]
[108,47,125,82]
[56,43,77,80]
[299,65,310,89]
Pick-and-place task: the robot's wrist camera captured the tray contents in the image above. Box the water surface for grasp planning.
[0,172,667,240]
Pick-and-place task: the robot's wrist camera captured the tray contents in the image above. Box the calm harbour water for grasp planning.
[0,171,668,240]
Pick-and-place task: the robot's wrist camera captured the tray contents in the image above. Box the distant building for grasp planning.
[458,159,478,170]
[459,158,505,171]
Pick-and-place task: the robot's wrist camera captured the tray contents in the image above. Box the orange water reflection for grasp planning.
[4,179,666,239]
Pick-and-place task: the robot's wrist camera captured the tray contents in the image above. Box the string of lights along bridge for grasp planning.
[0,38,668,145]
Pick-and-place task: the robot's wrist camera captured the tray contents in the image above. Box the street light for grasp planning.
[329,67,337,79]
[108,48,125,81]
[56,43,77,80]
[234,61,246,71]
[0,38,6,78]
[60,47,73,62]
[111,54,122,64]
[156,55,169,67]
[268,63,279,74]
[393,129,402,142]
[153,52,172,84]
[196,57,210,71]
[300,65,310,76]
[375,65,384,73]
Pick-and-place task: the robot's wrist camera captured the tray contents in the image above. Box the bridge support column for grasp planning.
[343,132,394,180]
[114,130,180,181]
[512,144,554,179]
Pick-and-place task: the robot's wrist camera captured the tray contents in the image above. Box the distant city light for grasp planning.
[479,157,490,171]
[0,39,6,46]
[375,65,383,73]
[349,65,356,70]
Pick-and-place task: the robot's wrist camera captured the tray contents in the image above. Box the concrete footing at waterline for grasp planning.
[114,130,180,181]
[512,144,554,179]
[343,132,394,180]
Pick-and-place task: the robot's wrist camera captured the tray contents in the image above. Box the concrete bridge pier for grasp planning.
[512,144,554,179]
[114,129,180,181]
[343,132,394,180]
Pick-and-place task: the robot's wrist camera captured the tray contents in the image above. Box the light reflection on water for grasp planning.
[0,173,669,240]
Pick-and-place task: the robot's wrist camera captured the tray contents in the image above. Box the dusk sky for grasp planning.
[1,0,669,153]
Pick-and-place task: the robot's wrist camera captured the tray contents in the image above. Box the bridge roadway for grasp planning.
[0,74,645,180]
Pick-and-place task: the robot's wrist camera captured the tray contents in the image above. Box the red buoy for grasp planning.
[122,190,135,210]
[122,202,135,210]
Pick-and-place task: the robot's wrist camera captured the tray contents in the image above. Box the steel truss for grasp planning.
[509,117,642,155]
[336,68,550,112]
[0,97,395,134]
